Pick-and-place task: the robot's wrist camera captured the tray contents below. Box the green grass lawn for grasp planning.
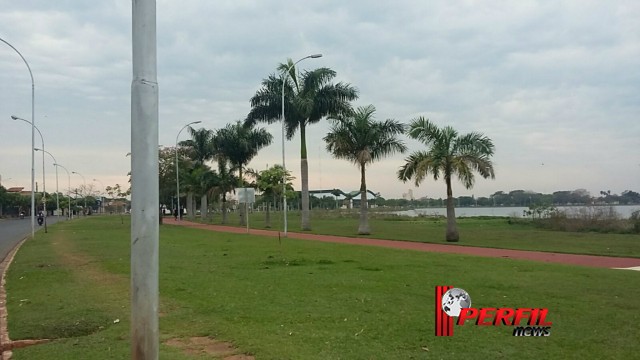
[195,209,640,258]
[6,216,640,359]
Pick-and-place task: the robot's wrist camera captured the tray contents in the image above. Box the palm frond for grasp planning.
[324,105,406,168]
[301,67,337,94]
[397,151,436,186]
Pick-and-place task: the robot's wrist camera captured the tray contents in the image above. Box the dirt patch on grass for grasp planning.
[51,237,128,296]
[165,337,254,359]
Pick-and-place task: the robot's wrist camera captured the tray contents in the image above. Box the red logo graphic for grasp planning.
[435,285,552,337]
[435,285,455,336]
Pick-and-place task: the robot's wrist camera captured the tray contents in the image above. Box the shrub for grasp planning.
[535,206,633,233]
[631,210,640,234]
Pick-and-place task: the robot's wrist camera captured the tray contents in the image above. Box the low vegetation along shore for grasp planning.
[5,216,640,359]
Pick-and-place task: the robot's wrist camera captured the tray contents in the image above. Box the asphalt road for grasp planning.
[0,216,65,262]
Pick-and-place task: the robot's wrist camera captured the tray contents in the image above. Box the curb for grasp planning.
[0,237,29,359]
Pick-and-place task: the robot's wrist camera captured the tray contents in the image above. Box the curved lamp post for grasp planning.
[2,37,36,237]
[13,116,47,233]
[93,178,105,214]
[281,54,322,236]
[54,163,72,219]
[35,148,59,218]
[72,171,87,215]
[175,121,201,220]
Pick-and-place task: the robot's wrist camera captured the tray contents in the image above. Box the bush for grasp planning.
[534,206,634,233]
[631,210,640,234]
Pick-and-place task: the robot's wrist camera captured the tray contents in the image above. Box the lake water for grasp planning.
[393,205,640,219]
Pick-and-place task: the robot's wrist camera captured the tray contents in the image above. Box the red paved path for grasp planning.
[165,218,640,269]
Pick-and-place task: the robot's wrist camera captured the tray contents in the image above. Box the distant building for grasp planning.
[7,187,31,196]
[402,189,414,201]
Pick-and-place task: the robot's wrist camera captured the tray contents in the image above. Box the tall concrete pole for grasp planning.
[131,0,159,358]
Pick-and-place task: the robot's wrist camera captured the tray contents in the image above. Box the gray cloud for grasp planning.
[1,0,638,198]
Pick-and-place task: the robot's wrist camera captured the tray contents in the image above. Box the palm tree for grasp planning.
[179,127,216,219]
[397,117,495,242]
[181,164,202,220]
[246,60,358,230]
[324,105,407,234]
[191,164,217,221]
[181,127,216,165]
[213,121,273,225]
[209,159,238,224]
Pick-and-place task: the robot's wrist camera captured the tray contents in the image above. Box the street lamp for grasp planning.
[13,115,47,233]
[93,178,105,214]
[72,171,87,215]
[35,148,60,218]
[54,163,72,219]
[175,121,201,220]
[281,54,322,236]
[1,37,35,238]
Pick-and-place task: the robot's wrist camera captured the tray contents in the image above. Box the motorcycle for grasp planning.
[37,215,44,226]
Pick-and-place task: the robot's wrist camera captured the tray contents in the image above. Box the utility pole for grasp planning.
[131,0,159,359]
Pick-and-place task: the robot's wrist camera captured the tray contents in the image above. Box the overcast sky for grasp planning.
[1,0,639,200]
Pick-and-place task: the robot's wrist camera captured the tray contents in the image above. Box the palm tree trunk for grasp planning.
[445,176,459,242]
[358,163,370,235]
[186,192,194,220]
[200,194,207,221]
[221,194,228,224]
[238,167,246,226]
[300,124,311,230]
[265,201,271,228]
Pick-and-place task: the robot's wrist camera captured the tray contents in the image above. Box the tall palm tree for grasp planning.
[213,121,273,225]
[179,127,216,218]
[191,164,217,221]
[181,127,216,165]
[397,117,495,241]
[246,60,358,230]
[209,159,238,224]
[324,105,407,234]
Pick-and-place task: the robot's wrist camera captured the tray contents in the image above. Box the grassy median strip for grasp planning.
[211,210,640,258]
[6,216,640,359]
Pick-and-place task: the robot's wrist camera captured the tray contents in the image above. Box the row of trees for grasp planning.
[161,59,497,242]
[279,187,640,210]
[159,121,276,226]
[0,183,131,217]
[477,189,640,207]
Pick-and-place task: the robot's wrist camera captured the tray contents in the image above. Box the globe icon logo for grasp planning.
[441,288,472,317]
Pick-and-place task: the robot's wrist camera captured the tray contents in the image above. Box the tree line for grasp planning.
[0,183,130,216]
[295,188,640,210]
